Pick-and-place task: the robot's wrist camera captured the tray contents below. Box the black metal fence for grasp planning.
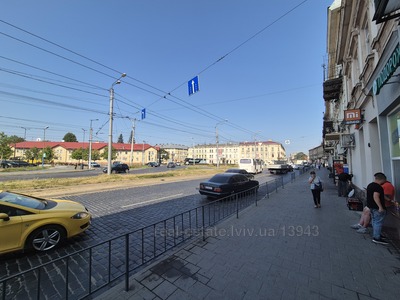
[0,172,302,300]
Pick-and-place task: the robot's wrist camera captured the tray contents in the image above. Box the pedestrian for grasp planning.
[351,177,395,234]
[337,171,352,197]
[367,172,389,245]
[308,171,322,208]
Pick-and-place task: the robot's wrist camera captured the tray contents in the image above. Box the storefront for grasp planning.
[370,28,400,195]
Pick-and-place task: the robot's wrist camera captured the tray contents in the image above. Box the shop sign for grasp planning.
[344,109,362,124]
[373,43,400,95]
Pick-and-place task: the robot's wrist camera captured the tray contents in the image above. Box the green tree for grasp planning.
[294,152,308,160]
[101,146,117,160]
[71,148,84,161]
[63,132,78,142]
[0,132,12,159]
[90,149,101,161]
[8,135,24,144]
[41,146,56,162]
[117,133,124,143]
[24,147,41,163]
[159,148,169,162]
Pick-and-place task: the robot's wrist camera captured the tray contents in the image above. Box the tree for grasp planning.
[71,148,84,161]
[159,148,169,162]
[8,135,24,144]
[294,152,308,160]
[24,147,40,163]
[117,133,124,144]
[63,132,78,142]
[0,132,12,159]
[90,149,101,161]
[101,146,117,160]
[41,146,56,162]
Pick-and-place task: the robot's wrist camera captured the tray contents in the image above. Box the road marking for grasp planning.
[121,193,183,208]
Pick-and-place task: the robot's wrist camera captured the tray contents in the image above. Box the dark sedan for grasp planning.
[225,168,255,179]
[199,173,259,199]
[102,163,129,174]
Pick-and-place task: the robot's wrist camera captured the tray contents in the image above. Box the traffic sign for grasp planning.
[188,76,199,96]
[141,108,146,120]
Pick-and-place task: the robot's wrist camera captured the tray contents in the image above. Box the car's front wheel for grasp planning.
[26,225,66,252]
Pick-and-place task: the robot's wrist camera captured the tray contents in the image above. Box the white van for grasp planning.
[239,158,263,174]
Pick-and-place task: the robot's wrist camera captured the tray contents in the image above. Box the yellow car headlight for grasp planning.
[71,212,90,219]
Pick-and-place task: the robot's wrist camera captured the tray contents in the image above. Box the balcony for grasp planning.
[323,76,343,101]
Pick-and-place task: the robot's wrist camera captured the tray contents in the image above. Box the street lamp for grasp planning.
[21,126,30,157]
[107,73,126,175]
[42,126,49,167]
[88,118,98,169]
[82,128,86,145]
[215,119,228,168]
[129,118,137,166]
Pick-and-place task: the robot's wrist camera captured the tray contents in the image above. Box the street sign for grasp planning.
[141,108,146,120]
[188,76,199,96]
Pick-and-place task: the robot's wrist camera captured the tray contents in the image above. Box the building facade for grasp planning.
[323,0,400,195]
[189,141,286,165]
[12,141,158,166]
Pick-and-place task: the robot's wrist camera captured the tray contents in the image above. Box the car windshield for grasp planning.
[209,174,231,183]
[0,192,46,209]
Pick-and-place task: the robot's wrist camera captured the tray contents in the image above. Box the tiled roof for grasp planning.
[14,141,156,151]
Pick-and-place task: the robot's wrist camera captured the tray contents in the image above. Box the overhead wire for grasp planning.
[0,1,310,143]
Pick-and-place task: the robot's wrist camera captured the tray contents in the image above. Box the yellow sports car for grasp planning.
[0,190,91,255]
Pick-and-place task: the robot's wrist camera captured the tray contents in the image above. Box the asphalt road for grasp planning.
[0,165,182,181]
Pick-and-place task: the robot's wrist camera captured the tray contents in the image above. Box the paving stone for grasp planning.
[88,169,400,300]
[151,280,177,299]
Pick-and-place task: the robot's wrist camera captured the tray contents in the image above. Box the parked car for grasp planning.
[90,162,101,168]
[199,173,259,199]
[1,160,15,168]
[147,162,159,167]
[167,162,176,168]
[102,163,129,174]
[225,168,255,179]
[0,190,91,254]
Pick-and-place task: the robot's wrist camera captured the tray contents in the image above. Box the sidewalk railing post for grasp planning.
[202,205,205,241]
[236,194,239,219]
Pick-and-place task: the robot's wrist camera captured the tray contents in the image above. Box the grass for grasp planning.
[0,166,223,191]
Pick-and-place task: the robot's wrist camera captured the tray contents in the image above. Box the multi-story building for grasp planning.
[323,0,400,195]
[189,140,286,165]
[12,141,158,166]
[158,144,188,163]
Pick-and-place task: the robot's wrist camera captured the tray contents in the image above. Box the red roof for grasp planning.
[14,141,155,151]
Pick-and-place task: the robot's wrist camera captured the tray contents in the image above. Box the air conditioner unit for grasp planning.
[341,134,355,148]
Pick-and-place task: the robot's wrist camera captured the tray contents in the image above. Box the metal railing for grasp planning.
[1,172,299,300]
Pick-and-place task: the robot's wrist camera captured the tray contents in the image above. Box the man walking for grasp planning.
[367,172,388,245]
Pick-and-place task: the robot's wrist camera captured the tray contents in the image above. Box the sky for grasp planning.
[0,0,333,156]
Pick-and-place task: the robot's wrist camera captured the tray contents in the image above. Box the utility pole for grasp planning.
[107,73,126,175]
[88,119,98,169]
[130,118,136,166]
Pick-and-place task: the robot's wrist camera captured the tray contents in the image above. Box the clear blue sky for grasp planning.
[0,0,332,156]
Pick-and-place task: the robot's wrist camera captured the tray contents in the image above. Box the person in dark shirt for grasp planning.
[367,172,388,245]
